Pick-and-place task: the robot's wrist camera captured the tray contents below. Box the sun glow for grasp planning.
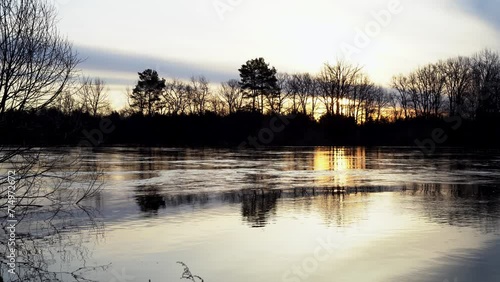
[313,147,366,187]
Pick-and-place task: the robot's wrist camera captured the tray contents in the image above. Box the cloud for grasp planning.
[74,45,241,110]
[68,0,500,88]
[59,0,500,110]
[458,0,500,28]
[75,45,238,85]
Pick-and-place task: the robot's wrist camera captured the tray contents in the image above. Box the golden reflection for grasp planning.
[314,147,366,187]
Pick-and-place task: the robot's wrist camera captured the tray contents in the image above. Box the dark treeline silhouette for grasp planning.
[133,185,500,230]
[2,47,500,146]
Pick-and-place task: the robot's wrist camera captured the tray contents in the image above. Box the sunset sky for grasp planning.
[53,0,500,109]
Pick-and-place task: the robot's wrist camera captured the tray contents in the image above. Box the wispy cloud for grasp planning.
[60,0,500,109]
[74,45,240,110]
[76,45,238,84]
[458,0,500,28]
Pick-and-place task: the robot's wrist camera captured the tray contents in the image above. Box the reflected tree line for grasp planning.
[0,148,106,282]
[133,184,500,232]
[403,184,500,234]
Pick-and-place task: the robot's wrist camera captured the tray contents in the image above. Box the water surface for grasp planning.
[6,147,500,282]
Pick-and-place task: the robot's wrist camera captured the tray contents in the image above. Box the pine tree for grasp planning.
[129,69,166,116]
[239,58,280,112]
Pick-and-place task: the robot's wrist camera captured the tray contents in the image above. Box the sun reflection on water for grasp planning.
[313,147,366,187]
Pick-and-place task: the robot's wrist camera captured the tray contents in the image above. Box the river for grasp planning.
[4,147,500,282]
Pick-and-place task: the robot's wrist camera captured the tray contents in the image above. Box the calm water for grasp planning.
[6,147,500,282]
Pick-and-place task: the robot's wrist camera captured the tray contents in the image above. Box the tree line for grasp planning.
[124,50,500,125]
[4,51,500,147]
[392,50,500,120]
[1,0,500,148]
[125,58,389,124]
[2,0,497,127]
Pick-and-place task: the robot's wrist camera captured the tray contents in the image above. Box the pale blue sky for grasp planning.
[52,0,500,109]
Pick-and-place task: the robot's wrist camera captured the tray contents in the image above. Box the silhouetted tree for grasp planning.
[439,56,473,117]
[54,90,77,115]
[239,58,280,112]
[289,73,316,116]
[275,73,294,114]
[471,49,500,118]
[161,79,190,115]
[219,79,244,114]
[129,69,166,116]
[388,89,402,120]
[319,60,362,115]
[187,76,211,115]
[207,92,227,115]
[0,0,79,118]
[373,87,391,121]
[351,74,377,122]
[393,64,445,118]
[417,64,446,117]
[78,77,111,116]
[0,2,107,281]
[392,74,413,119]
